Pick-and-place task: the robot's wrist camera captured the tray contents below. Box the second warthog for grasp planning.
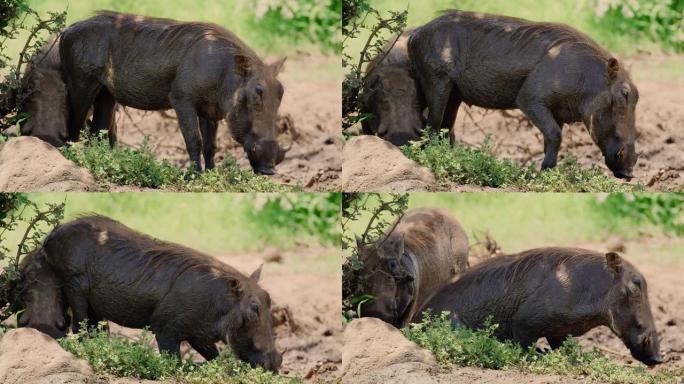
[356,207,469,328]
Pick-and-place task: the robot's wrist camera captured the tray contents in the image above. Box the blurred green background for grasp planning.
[346,193,684,265]
[2,192,341,258]
[346,0,684,60]
[5,0,341,57]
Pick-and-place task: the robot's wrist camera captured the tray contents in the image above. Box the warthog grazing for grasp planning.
[28,215,281,371]
[360,30,425,146]
[409,10,639,178]
[16,248,69,339]
[60,11,288,174]
[416,247,663,366]
[19,36,71,147]
[357,207,469,328]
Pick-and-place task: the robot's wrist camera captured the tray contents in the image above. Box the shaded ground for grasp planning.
[110,246,342,382]
[451,54,683,191]
[115,53,342,192]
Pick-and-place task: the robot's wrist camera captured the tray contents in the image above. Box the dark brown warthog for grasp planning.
[60,11,287,174]
[19,36,71,147]
[16,248,69,339]
[360,30,425,146]
[408,10,639,179]
[39,215,281,371]
[416,247,663,366]
[356,207,469,328]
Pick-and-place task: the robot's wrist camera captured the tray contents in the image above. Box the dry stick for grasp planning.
[378,211,404,247]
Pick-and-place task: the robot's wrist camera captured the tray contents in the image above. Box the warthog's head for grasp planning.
[605,252,662,366]
[17,250,69,339]
[226,265,282,372]
[583,58,638,180]
[228,57,289,175]
[356,234,416,328]
[360,67,424,147]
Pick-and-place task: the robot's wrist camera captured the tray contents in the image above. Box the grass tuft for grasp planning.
[59,322,298,384]
[404,311,678,384]
[60,131,295,192]
[401,132,642,192]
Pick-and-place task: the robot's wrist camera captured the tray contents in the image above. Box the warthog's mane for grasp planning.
[459,247,609,287]
[59,215,246,289]
[437,10,611,61]
[94,11,264,71]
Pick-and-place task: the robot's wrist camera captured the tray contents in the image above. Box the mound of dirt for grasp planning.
[0,136,97,192]
[0,328,95,384]
[341,318,438,383]
[342,136,436,192]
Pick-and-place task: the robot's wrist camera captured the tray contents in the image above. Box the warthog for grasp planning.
[360,30,425,146]
[16,249,69,339]
[357,207,469,328]
[19,36,71,147]
[416,247,663,366]
[36,215,281,371]
[60,11,288,174]
[408,10,639,178]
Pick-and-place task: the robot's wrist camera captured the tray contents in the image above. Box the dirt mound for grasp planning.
[341,318,438,383]
[0,136,97,192]
[0,328,95,384]
[342,136,436,191]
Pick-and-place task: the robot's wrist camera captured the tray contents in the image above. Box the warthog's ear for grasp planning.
[269,57,286,75]
[250,264,263,282]
[235,55,252,78]
[607,58,620,82]
[606,252,623,278]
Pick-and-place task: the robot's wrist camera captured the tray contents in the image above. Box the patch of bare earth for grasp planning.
[451,54,683,191]
[115,53,341,191]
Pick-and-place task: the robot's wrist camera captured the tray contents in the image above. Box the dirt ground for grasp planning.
[114,53,342,192]
[110,246,342,382]
[348,236,684,383]
[450,54,684,191]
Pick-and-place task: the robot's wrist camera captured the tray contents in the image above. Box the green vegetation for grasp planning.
[248,0,342,53]
[60,322,298,383]
[402,133,639,192]
[404,311,679,384]
[60,132,294,192]
[248,193,341,247]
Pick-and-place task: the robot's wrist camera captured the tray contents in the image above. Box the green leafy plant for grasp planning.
[402,130,641,192]
[594,193,684,235]
[249,0,342,52]
[341,193,408,320]
[61,131,293,192]
[405,311,678,384]
[248,193,341,246]
[595,0,684,52]
[60,322,297,383]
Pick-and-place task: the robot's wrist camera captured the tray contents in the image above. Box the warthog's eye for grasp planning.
[632,277,642,289]
[250,301,260,315]
[621,85,630,99]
